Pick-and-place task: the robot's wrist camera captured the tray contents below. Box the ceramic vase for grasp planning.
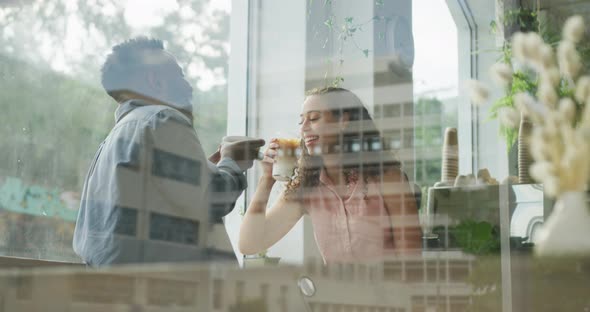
[535,191,590,256]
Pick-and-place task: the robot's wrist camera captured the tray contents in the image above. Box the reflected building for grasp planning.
[303,253,474,312]
[302,0,452,192]
[0,253,474,312]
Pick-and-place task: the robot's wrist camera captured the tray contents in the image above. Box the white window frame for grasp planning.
[223,0,251,265]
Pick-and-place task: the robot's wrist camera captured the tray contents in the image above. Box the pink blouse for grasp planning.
[303,170,395,263]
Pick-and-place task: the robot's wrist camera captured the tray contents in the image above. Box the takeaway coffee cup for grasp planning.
[272,138,301,181]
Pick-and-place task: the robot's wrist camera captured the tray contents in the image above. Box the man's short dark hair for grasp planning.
[101,37,166,101]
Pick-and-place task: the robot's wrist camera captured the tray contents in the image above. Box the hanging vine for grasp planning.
[488,8,590,150]
[309,0,390,87]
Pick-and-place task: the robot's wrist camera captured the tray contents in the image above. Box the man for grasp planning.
[73,37,264,266]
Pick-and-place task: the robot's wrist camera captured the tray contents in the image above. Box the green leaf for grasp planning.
[344,17,353,24]
[452,220,500,255]
[332,76,344,87]
[490,20,497,34]
[362,49,369,58]
[375,0,384,6]
[486,70,538,150]
[378,32,385,40]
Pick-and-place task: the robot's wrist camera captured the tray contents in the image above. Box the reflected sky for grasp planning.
[0,0,230,91]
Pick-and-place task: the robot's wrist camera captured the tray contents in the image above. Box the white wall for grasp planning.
[246,0,309,264]
[225,0,251,266]
[446,0,509,181]
[471,0,510,181]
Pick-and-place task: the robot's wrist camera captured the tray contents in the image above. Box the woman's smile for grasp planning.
[304,135,319,146]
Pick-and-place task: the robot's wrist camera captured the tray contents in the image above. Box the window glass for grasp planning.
[0,0,230,261]
[412,0,458,190]
[1,0,588,311]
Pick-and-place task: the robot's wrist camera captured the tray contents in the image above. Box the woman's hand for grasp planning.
[260,138,279,179]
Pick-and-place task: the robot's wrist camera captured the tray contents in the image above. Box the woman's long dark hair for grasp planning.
[285,87,401,198]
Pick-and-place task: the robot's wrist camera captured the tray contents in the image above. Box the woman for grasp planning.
[239,87,422,263]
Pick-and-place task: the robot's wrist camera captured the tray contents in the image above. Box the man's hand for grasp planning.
[208,146,222,164]
[220,138,265,171]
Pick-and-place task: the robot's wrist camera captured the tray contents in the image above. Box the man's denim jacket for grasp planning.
[73,100,246,265]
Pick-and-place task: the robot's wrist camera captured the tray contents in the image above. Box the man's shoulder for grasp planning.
[126,104,182,121]
[118,104,192,130]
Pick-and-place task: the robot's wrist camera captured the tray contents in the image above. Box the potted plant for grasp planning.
[485,8,588,183]
[476,15,590,256]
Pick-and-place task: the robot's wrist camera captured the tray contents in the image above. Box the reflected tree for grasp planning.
[0,0,231,191]
[0,0,231,260]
